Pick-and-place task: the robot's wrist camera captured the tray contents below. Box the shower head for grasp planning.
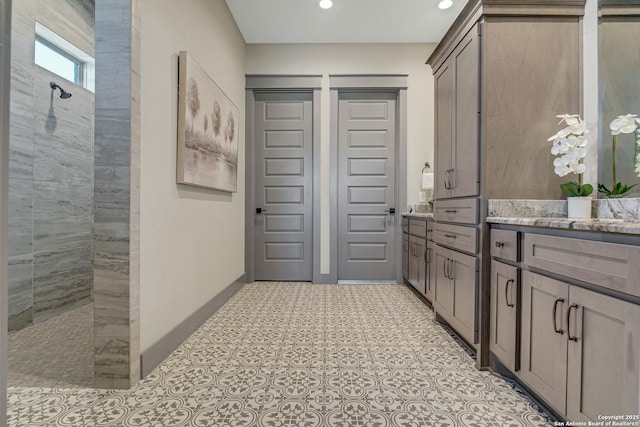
[49,81,72,99]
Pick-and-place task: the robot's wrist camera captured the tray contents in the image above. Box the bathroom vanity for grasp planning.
[402,213,434,302]
[487,200,640,421]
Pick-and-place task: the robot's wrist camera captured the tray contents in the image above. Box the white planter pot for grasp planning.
[567,196,592,219]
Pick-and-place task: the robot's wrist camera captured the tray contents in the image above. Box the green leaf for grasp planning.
[598,183,612,196]
[560,181,581,197]
[580,184,593,197]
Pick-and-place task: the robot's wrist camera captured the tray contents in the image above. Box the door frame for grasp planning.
[244,75,322,283]
[329,75,408,285]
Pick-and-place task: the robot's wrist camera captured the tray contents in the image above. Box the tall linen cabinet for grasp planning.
[426,0,585,367]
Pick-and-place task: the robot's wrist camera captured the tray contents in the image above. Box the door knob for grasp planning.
[385,208,396,214]
[256,208,267,214]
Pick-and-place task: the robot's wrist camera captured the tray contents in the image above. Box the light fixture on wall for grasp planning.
[319,0,333,9]
[438,0,453,9]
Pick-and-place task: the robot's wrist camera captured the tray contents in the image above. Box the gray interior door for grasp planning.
[254,92,313,281]
[338,92,397,281]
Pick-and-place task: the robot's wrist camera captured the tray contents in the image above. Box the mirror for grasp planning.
[598,0,640,197]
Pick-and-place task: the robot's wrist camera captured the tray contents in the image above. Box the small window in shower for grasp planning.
[34,22,95,92]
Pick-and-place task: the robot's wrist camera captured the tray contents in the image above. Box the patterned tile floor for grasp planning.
[7,282,554,426]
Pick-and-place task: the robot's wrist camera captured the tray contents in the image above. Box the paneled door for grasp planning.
[338,92,397,281]
[254,92,313,281]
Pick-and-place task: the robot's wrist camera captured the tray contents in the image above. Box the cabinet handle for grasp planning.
[444,233,457,239]
[445,210,458,214]
[495,241,504,248]
[553,298,565,335]
[424,247,428,263]
[567,304,579,342]
[505,279,515,307]
[443,258,449,279]
[444,170,449,189]
[448,259,455,280]
[449,169,456,189]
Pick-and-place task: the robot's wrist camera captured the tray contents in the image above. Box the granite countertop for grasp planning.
[487,199,640,236]
[486,216,640,235]
[402,212,434,219]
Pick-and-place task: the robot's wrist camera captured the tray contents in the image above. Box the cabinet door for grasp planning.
[451,26,480,198]
[449,249,477,345]
[434,245,452,317]
[566,286,640,421]
[417,238,426,297]
[520,271,569,416]
[402,233,409,282]
[425,241,436,302]
[490,260,519,371]
[409,236,423,294]
[435,61,453,199]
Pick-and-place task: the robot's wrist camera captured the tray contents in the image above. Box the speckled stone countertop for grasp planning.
[402,212,434,219]
[486,216,640,235]
[487,199,640,236]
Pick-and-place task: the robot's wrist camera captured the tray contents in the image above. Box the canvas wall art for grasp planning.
[177,51,239,192]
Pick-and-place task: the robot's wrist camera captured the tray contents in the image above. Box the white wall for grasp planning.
[246,43,435,273]
[139,0,246,353]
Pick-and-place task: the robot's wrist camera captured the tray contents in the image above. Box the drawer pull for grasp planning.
[505,279,515,307]
[444,234,457,239]
[553,298,565,335]
[567,304,579,342]
[495,241,504,248]
[445,210,458,214]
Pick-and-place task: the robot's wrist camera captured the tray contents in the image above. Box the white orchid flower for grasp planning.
[557,114,580,126]
[550,114,589,179]
[570,119,589,135]
[610,114,639,135]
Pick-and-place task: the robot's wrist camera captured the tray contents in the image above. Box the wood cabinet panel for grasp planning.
[490,261,519,371]
[520,271,569,415]
[434,245,477,346]
[566,286,640,421]
[402,232,409,282]
[490,229,519,262]
[435,62,454,199]
[451,27,480,199]
[434,246,453,315]
[525,233,640,298]
[434,198,479,225]
[409,235,426,295]
[426,241,436,302]
[409,218,427,238]
[435,222,478,255]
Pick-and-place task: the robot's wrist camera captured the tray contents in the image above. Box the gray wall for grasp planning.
[94,0,140,389]
[8,0,95,330]
[1,0,13,421]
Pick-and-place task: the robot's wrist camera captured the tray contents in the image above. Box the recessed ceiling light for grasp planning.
[319,0,333,9]
[438,0,453,9]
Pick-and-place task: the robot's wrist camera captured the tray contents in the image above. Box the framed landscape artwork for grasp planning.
[177,51,239,192]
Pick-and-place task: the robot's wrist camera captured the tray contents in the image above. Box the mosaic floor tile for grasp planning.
[8,282,554,426]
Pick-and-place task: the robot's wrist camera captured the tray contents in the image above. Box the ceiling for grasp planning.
[224,0,468,44]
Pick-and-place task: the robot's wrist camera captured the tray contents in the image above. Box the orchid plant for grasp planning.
[598,114,640,198]
[548,114,593,197]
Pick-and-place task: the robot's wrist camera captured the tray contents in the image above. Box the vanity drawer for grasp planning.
[402,217,409,233]
[524,233,640,298]
[409,219,427,238]
[426,221,434,241]
[435,223,478,254]
[491,229,519,262]
[434,198,478,225]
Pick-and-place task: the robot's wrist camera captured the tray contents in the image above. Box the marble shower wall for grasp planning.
[94,0,140,389]
[7,0,95,331]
